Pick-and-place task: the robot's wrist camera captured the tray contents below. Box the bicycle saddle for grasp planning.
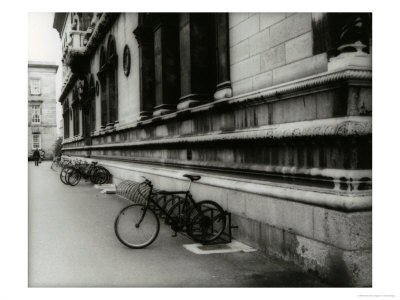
[183,174,201,181]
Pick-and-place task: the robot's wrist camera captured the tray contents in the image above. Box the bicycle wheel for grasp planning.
[187,200,226,244]
[114,204,160,249]
[67,168,81,186]
[60,166,73,185]
[92,167,109,184]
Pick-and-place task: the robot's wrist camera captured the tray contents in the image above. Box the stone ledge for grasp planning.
[75,157,371,212]
[62,116,371,150]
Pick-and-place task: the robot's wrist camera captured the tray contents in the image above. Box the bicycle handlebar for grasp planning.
[141,176,153,186]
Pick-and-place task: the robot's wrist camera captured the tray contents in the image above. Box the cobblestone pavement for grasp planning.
[28,161,329,287]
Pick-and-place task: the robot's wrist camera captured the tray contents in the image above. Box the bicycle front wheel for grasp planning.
[114,204,160,249]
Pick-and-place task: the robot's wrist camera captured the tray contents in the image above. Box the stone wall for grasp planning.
[229,13,327,95]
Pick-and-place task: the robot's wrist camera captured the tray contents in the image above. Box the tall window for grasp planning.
[30,79,41,95]
[99,47,107,127]
[73,104,80,136]
[89,75,96,132]
[98,36,118,128]
[32,134,41,149]
[63,99,70,139]
[31,105,41,124]
[107,36,118,125]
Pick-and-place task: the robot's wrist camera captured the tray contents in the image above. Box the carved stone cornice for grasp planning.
[64,13,119,60]
[58,13,119,103]
[84,13,119,56]
[59,70,78,103]
[224,69,372,108]
[64,116,371,150]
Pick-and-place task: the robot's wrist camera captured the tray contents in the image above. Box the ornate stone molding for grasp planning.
[58,13,119,103]
[64,116,371,149]
[224,69,371,107]
[58,70,77,103]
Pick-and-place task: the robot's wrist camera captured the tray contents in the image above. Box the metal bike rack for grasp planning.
[115,180,238,245]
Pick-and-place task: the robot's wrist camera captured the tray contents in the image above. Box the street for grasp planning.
[28,161,328,287]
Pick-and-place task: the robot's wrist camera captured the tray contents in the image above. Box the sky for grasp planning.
[28,12,61,63]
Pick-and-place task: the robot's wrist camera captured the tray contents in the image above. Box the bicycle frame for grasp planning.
[136,182,198,233]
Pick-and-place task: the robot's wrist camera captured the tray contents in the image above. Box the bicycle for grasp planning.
[69,161,111,185]
[114,174,227,249]
[59,159,111,186]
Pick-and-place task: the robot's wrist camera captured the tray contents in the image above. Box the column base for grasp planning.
[177,94,210,110]
[153,104,176,116]
[214,82,233,100]
[137,111,153,121]
[328,51,372,72]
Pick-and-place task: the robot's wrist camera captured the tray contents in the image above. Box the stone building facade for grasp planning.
[28,61,58,160]
[53,13,372,286]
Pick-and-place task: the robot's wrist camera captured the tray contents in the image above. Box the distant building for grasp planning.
[53,13,372,286]
[28,61,58,160]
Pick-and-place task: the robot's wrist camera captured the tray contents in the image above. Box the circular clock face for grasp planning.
[123,45,131,77]
[96,81,99,96]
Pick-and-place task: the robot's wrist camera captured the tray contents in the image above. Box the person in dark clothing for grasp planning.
[33,149,41,166]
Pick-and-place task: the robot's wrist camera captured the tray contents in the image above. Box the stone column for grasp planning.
[134,23,155,120]
[178,13,216,110]
[152,14,180,116]
[214,13,232,100]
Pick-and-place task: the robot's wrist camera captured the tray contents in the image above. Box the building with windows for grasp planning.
[53,13,372,286]
[28,61,58,160]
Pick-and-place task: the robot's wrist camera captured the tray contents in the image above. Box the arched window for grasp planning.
[89,75,96,132]
[72,87,80,136]
[97,36,118,129]
[63,99,70,139]
[98,46,107,128]
[106,35,118,125]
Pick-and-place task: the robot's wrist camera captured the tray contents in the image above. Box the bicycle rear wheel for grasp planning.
[67,168,81,186]
[114,204,160,249]
[188,200,226,244]
[92,167,109,184]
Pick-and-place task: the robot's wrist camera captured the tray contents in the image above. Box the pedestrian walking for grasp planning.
[33,148,41,166]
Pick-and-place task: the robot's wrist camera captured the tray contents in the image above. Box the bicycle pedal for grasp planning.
[171,232,178,237]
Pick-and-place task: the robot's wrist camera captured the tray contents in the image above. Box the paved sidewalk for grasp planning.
[28,161,329,287]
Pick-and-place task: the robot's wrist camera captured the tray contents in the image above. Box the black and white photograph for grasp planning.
[2,0,399,298]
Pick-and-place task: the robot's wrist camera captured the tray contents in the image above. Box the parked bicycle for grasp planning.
[59,159,111,186]
[67,161,110,185]
[114,174,227,249]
